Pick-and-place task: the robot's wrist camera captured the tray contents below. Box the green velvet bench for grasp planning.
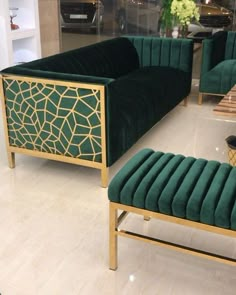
[108,148,236,270]
[0,37,193,186]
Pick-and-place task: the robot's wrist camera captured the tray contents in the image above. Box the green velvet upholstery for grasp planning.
[1,36,193,169]
[2,37,140,80]
[108,149,236,230]
[127,36,193,94]
[106,66,191,165]
[127,36,193,73]
[199,31,236,95]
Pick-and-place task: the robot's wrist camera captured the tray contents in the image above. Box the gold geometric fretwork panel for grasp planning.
[3,78,104,163]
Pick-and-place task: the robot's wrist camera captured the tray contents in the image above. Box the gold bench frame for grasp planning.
[109,201,236,270]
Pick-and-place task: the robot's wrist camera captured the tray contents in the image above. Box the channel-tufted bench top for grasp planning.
[108,149,236,230]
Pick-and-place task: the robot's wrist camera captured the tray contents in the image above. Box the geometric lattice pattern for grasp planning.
[228,149,236,166]
[3,78,103,163]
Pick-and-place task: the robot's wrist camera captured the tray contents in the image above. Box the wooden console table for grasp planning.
[213,85,236,116]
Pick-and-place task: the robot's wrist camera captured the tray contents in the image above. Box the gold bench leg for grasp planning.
[109,202,118,270]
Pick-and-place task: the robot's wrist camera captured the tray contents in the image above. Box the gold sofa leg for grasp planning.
[101,167,108,188]
[184,97,188,106]
[8,152,15,168]
[109,203,118,270]
[144,216,151,221]
[198,93,203,105]
[180,97,188,106]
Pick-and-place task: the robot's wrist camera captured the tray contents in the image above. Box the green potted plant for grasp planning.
[159,0,173,36]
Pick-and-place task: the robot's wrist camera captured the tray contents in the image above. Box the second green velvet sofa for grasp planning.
[0,36,193,186]
[199,31,236,104]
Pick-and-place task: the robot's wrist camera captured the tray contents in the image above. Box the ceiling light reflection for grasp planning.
[129,274,136,282]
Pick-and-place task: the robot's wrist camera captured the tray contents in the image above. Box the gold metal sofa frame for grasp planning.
[0,74,108,187]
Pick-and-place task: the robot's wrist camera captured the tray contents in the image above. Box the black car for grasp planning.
[60,0,104,32]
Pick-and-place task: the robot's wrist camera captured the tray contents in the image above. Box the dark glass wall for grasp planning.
[60,0,236,52]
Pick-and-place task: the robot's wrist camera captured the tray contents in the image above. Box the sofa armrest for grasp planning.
[224,31,236,59]
[126,36,193,74]
[1,67,113,86]
[0,73,108,168]
[200,30,227,76]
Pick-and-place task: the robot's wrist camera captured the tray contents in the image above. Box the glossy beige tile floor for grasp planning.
[0,80,236,295]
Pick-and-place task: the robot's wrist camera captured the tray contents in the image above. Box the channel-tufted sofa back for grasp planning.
[2,37,140,80]
[127,36,193,73]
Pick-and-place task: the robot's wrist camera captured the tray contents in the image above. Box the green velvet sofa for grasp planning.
[198,31,236,104]
[0,36,193,186]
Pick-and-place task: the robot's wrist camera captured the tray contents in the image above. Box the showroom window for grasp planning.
[60,0,236,51]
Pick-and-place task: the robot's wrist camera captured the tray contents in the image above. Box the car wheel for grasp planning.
[118,11,126,33]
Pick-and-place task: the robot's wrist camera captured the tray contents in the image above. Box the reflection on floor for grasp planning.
[0,80,236,294]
